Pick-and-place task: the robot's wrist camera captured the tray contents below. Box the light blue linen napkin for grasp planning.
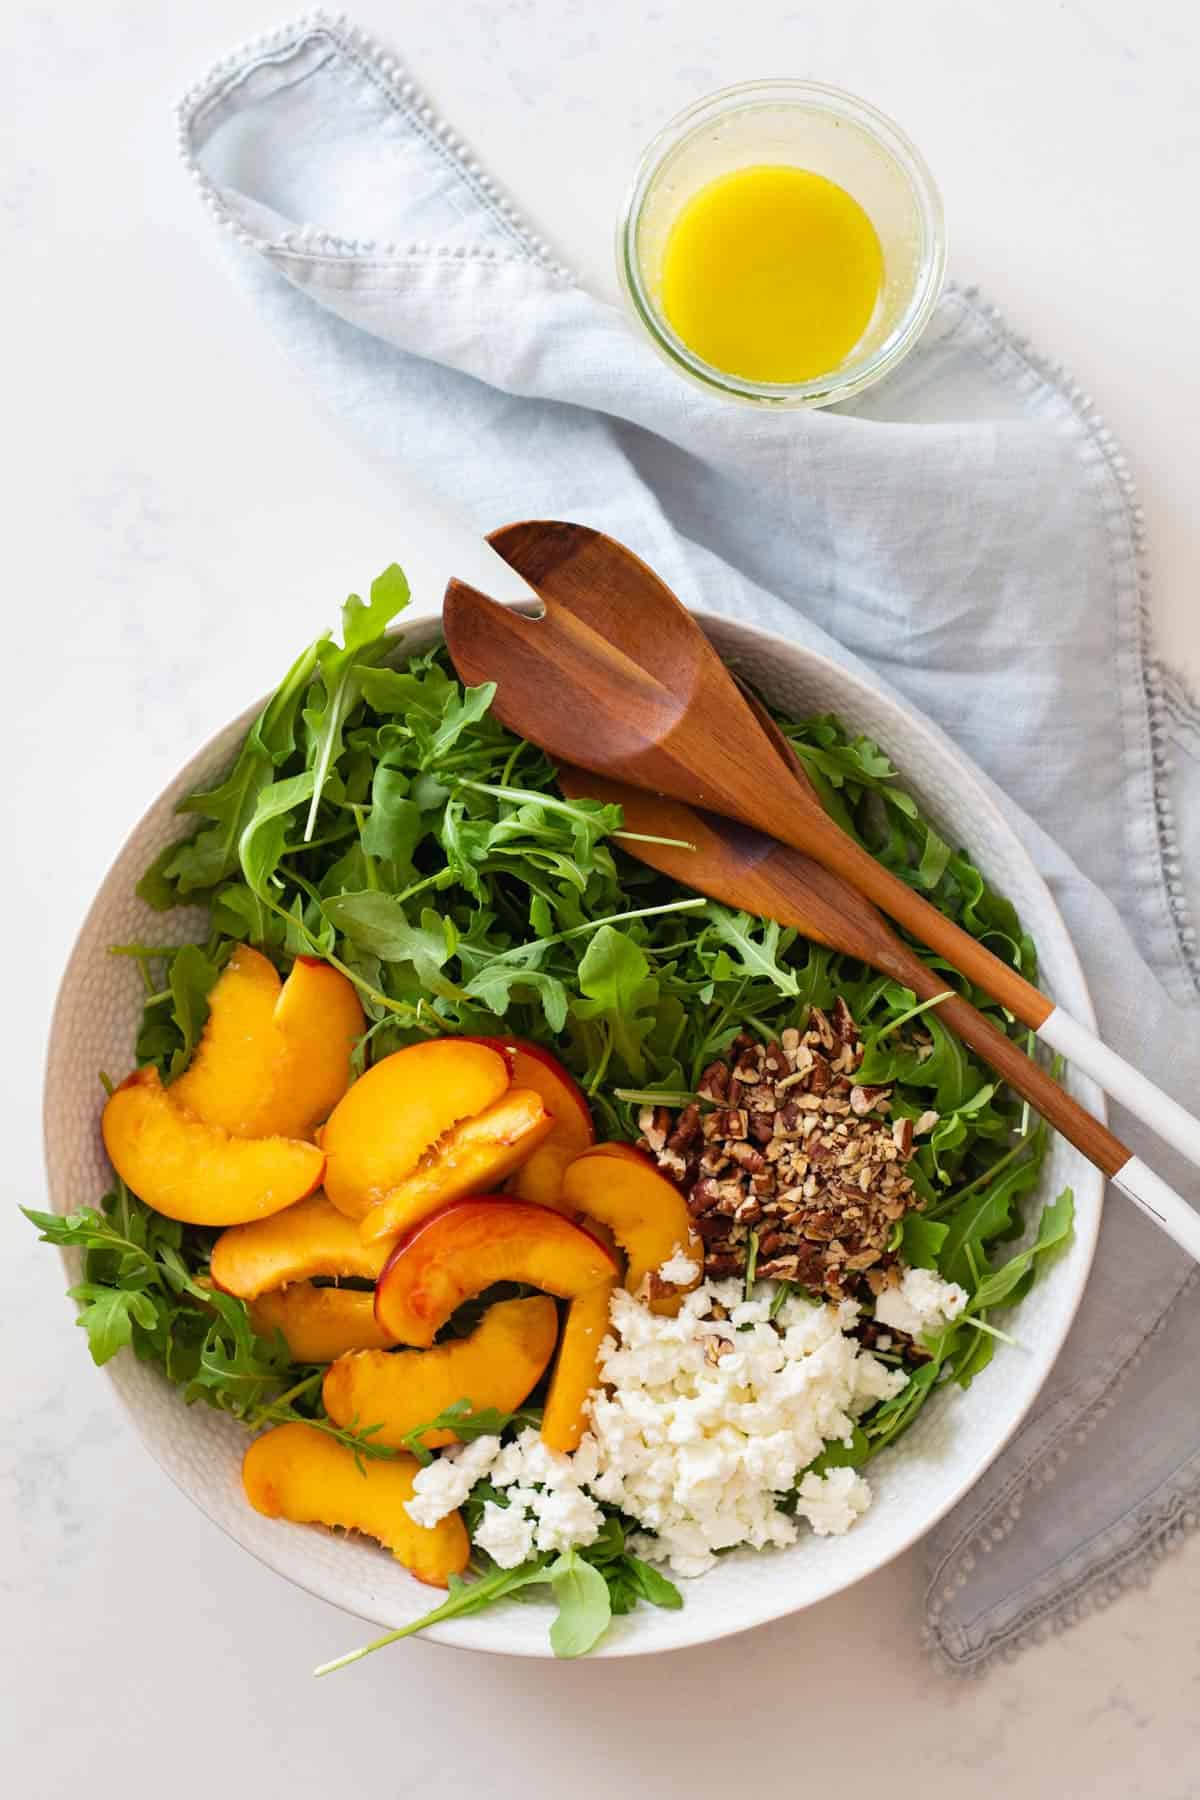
[178,13,1200,1670]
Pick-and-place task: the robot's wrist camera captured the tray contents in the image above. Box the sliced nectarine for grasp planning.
[242,1422,468,1587]
[210,1193,390,1300]
[101,1067,324,1226]
[321,1039,511,1220]
[375,1199,618,1348]
[171,947,363,1139]
[560,1144,702,1316]
[249,1285,394,1362]
[270,955,365,1134]
[358,1088,554,1244]
[323,1295,559,1448]
[578,1141,657,1166]
[170,946,280,1131]
[469,1038,595,1209]
[541,1279,615,1454]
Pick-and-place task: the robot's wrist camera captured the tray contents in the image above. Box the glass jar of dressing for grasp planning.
[618,81,945,408]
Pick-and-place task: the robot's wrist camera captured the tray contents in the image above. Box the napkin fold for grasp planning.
[178,14,1200,1670]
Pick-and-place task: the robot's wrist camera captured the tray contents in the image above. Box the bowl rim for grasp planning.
[43,606,1103,1658]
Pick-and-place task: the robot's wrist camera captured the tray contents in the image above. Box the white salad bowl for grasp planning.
[43,610,1103,1658]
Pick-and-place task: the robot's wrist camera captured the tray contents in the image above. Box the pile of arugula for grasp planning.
[26,562,1072,1664]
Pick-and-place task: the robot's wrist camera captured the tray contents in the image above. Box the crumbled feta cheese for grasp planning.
[791,1467,872,1536]
[531,1482,606,1554]
[583,1282,905,1578]
[657,1248,702,1285]
[404,1434,501,1529]
[473,1499,536,1569]
[405,1427,604,1551]
[874,1266,967,1340]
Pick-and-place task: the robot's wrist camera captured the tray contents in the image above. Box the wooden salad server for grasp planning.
[443,519,1200,1194]
[556,757,1200,1261]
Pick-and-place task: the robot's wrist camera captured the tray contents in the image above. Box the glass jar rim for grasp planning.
[617,79,947,408]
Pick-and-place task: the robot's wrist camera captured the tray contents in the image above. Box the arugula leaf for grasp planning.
[967,1188,1074,1314]
[862,1360,941,1454]
[571,927,658,1083]
[949,1325,996,1390]
[356,662,456,718]
[323,893,457,993]
[156,637,321,898]
[804,1427,871,1477]
[899,1215,948,1271]
[465,962,570,1034]
[315,1559,558,1674]
[66,1283,159,1364]
[421,684,497,766]
[238,772,317,899]
[163,943,221,1079]
[548,1550,612,1658]
[359,763,425,874]
[303,563,411,840]
[396,1397,544,1468]
[702,907,799,996]
[936,1141,1048,1289]
[192,1288,296,1412]
[619,1556,683,1611]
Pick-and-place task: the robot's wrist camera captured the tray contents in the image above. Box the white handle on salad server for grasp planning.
[1037,1007,1200,1174]
[1112,1157,1200,1263]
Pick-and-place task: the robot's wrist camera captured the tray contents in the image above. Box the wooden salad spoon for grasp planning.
[556,757,1200,1260]
[444,519,1200,1188]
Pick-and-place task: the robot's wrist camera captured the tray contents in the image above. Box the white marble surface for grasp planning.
[5,1,1200,1792]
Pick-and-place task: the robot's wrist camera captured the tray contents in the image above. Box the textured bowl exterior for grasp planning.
[43,610,1103,1658]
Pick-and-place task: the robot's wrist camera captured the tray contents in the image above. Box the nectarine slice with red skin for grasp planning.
[541,1279,615,1454]
[559,1145,703,1316]
[210,1193,391,1300]
[249,1285,394,1362]
[467,1038,596,1210]
[321,1039,511,1220]
[358,1088,554,1245]
[375,1198,619,1348]
[102,1067,325,1227]
[242,1422,468,1588]
[323,1295,559,1448]
[170,947,363,1140]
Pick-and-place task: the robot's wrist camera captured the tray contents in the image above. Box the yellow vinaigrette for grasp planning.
[660,165,884,384]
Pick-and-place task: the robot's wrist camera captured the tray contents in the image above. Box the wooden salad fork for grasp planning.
[443,521,1200,1192]
[555,754,1200,1259]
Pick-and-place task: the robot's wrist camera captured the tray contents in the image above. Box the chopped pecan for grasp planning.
[639,997,921,1298]
[694,1212,734,1242]
[831,996,858,1042]
[697,1060,730,1103]
[666,1103,701,1151]
[638,1105,670,1153]
[849,1085,890,1116]
[728,1141,766,1174]
[756,1254,802,1281]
